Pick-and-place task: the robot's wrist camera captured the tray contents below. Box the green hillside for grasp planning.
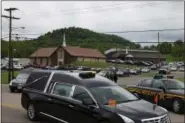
[1,27,140,58]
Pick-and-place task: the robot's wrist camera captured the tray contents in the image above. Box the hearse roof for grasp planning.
[31,69,116,88]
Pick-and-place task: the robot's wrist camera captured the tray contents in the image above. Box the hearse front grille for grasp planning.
[142,114,170,123]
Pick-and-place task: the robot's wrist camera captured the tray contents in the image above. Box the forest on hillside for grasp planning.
[1,27,184,61]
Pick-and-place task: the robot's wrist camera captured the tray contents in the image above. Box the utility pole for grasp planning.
[2,8,20,82]
[157,32,161,67]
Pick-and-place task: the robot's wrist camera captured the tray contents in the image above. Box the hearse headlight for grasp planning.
[118,114,135,123]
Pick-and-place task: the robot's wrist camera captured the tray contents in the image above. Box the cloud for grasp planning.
[2,1,184,44]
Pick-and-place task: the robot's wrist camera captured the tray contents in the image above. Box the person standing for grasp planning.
[113,70,118,83]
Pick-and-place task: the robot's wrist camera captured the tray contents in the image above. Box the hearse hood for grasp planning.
[105,99,167,120]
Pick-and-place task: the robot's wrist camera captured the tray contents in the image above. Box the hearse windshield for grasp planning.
[90,85,138,105]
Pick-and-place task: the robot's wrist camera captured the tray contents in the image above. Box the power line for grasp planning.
[103,28,184,33]
[21,2,163,17]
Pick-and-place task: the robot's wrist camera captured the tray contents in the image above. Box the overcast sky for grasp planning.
[2,1,184,46]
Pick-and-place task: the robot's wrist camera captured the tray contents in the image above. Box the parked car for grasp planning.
[179,65,184,72]
[115,59,125,64]
[126,78,184,114]
[129,69,138,75]
[170,65,177,71]
[77,66,91,71]
[150,64,157,70]
[9,72,30,92]
[159,66,171,74]
[21,70,171,123]
[141,67,150,73]
[177,62,184,67]
[125,60,134,65]
[116,68,130,77]
[98,69,116,81]
[141,61,150,66]
[6,63,23,70]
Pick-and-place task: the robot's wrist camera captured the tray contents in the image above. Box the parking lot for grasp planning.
[1,71,184,123]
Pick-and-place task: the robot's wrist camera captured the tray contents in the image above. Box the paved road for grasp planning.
[1,72,184,123]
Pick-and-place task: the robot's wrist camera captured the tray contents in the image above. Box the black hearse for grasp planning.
[21,70,171,123]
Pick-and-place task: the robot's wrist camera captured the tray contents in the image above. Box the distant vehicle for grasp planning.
[141,67,150,73]
[177,62,184,67]
[14,63,24,70]
[141,61,150,66]
[150,64,157,70]
[116,68,130,77]
[135,61,150,66]
[106,59,116,63]
[125,60,134,65]
[168,62,174,66]
[170,65,177,71]
[146,61,153,65]
[115,59,125,64]
[77,66,91,71]
[159,66,171,74]
[179,65,184,72]
[126,78,184,114]
[9,72,30,92]
[129,69,139,75]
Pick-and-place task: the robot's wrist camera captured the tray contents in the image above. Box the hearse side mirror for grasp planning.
[82,99,95,106]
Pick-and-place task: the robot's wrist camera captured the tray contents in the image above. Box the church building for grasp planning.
[29,34,106,66]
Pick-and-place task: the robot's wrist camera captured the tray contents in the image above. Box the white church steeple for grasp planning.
[125,47,129,54]
[62,33,66,47]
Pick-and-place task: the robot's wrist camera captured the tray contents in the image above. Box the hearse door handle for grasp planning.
[48,98,52,102]
[68,104,74,108]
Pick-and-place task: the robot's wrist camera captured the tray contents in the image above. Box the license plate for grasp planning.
[18,86,22,89]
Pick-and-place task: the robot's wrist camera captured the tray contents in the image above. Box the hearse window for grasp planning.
[52,83,73,97]
[140,79,152,87]
[72,86,92,102]
[151,80,165,89]
[26,72,51,91]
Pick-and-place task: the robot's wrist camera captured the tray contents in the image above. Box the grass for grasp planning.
[177,78,184,82]
[140,71,157,77]
[71,61,137,69]
[1,71,20,84]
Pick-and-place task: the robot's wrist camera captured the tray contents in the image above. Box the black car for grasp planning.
[9,72,30,92]
[21,70,171,123]
[126,78,184,114]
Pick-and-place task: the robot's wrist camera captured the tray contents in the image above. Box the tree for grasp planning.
[157,42,172,54]
[171,40,184,61]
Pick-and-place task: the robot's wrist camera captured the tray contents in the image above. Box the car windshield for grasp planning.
[163,80,184,90]
[90,86,138,105]
[16,73,29,79]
